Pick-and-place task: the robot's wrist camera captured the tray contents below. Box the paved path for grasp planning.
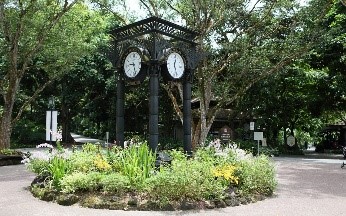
[0,156,345,216]
[15,133,106,154]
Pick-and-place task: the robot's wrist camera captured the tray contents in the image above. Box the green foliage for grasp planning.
[27,159,50,175]
[258,147,279,157]
[194,147,220,165]
[47,156,71,190]
[119,143,156,188]
[82,143,99,153]
[68,151,96,173]
[100,173,130,194]
[144,158,226,203]
[0,149,21,155]
[238,155,277,196]
[11,120,45,146]
[60,172,104,194]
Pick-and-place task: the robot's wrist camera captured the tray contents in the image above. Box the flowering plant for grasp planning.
[94,154,111,171]
[212,164,239,185]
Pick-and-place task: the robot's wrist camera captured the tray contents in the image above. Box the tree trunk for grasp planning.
[0,115,12,149]
[0,71,20,149]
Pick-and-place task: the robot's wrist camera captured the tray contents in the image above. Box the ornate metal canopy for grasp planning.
[111,16,199,44]
[110,16,202,72]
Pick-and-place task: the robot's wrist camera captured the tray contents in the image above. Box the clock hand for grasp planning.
[174,56,177,71]
[131,63,136,76]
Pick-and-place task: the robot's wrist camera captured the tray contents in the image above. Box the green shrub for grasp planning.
[11,120,45,146]
[144,156,227,203]
[68,151,96,173]
[0,149,22,155]
[27,158,50,175]
[238,155,277,196]
[194,147,219,165]
[82,143,99,153]
[60,172,104,193]
[100,173,130,194]
[105,147,122,172]
[259,146,279,157]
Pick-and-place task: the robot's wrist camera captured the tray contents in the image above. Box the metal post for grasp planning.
[149,66,159,152]
[116,75,125,148]
[257,140,260,156]
[183,73,192,156]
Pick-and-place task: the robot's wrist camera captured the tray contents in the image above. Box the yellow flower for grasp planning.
[94,155,111,171]
[212,164,239,185]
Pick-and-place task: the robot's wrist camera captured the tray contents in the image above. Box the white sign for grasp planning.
[250,122,255,131]
[287,135,295,147]
[254,132,263,141]
[46,111,58,141]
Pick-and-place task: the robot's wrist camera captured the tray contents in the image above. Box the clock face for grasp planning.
[167,52,185,79]
[124,52,141,78]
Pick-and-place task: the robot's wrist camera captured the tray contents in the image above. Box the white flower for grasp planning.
[36,143,54,149]
[208,139,221,150]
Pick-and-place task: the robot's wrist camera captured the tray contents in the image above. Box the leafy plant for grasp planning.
[0,149,21,156]
[100,173,130,194]
[82,143,99,153]
[68,151,96,173]
[144,156,226,204]
[119,142,156,187]
[27,158,50,175]
[60,172,104,193]
[47,156,71,190]
[238,155,277,196]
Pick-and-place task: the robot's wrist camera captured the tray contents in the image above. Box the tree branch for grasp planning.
[139,0,154,16]
[12,79,53,124]
[19,0,79,78]
[162,83,183,123]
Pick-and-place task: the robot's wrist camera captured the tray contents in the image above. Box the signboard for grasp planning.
[254,132,263,141]
[287,135,295,147]
[219,125,231,143]
[46,111,58,141]
[250,122,255,131]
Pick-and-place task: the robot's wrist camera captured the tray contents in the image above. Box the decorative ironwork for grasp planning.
[111,16,199,44]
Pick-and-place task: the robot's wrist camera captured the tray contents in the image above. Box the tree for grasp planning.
[235,0,346,148]
[238,63,327,146]
[156,0,333,148]
[0,1,107,149]
[307,0,346,123]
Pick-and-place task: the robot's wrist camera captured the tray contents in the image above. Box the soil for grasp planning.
[30,184,268,211]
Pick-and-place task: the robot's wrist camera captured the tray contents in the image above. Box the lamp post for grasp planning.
[48,96,55,144]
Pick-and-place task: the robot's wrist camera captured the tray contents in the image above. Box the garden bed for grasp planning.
[23,141,277,211]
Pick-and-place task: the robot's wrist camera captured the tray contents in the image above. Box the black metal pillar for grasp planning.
[149,67,159,152]
[183,73,192,155]
[116,75,125,148]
